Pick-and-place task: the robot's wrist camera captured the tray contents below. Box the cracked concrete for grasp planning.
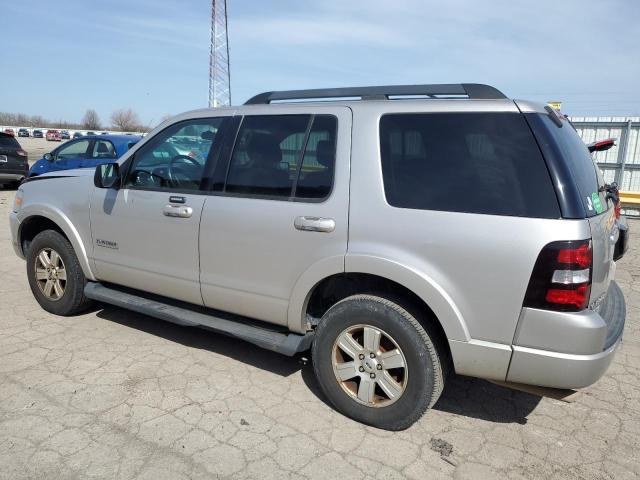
[0,186,639,479]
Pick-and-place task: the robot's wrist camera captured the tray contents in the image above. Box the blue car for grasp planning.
[28,134,142,177]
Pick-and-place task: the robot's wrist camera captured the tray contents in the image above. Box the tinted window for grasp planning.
[126,118,223,191]
[0,135,19,148]
[92,140,117,158]
[57,140,91,159]
[533,114,608,216]
[380,113,560,218]
[226,115,310,197]
[295,116,337,199]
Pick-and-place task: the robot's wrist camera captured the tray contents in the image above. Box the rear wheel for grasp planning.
[26,230,93,316]
[312,294,445,430]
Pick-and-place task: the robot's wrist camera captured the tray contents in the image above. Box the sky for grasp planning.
[2,0,640,127]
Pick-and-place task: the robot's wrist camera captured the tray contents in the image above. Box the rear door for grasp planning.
[198,106,351,327]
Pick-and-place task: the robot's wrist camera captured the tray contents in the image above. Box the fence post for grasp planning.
[617,120,633,188]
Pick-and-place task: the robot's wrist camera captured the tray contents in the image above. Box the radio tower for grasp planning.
[208,0,231,107]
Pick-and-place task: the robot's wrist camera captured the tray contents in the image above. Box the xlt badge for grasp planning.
[96,239,118,249]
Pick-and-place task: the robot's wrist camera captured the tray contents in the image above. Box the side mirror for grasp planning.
[43,153,53,162]
[94,162,121,189]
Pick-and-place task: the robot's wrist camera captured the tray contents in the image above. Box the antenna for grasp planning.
[209,0,231,107]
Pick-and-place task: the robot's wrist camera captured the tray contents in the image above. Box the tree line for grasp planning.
[0,109,149,132]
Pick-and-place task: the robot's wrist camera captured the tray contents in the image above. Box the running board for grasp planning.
[84,282,314,356]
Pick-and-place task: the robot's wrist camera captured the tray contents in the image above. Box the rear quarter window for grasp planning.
[529,113,608,217]
[379,113,560,218]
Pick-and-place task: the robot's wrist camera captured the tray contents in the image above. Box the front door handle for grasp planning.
[294,216,335,233]
[163,204,193,218]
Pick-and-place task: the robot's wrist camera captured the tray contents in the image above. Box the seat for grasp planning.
[95,142,113,158]
[227,133,291,195]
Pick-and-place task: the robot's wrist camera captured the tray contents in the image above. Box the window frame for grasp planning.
[120,117,231,195]
[209,113,338,204]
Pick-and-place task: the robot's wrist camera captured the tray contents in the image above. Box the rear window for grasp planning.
[379,113,560,218]
[0,135,19,148]
[531,113,608,217]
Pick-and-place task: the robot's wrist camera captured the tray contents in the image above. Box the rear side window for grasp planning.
[531,114,608,217]
[380,113,560,218]
[0,135,19,148]
[225,114,337,200]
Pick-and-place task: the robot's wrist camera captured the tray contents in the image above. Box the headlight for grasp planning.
[12,189,24,213]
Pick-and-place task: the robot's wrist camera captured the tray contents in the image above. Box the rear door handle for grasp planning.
[294,216,335,233]
[163,204,193,218]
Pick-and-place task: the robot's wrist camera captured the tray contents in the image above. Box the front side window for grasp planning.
[57,140,91,160]
[92,140,117,158]
[380,113,560,218]
[125,118,223,191]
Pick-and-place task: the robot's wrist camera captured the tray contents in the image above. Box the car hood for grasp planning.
[35,167,95,179]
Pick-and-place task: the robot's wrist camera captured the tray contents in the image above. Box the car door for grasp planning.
[52,139,93,172]
[199,106,351,327]
[89,116,231,305]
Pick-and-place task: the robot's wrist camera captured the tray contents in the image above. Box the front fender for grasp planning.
[17,204,96,281]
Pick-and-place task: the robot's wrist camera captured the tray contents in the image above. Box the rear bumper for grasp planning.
[0,173,25,182]
[507,281,626,388]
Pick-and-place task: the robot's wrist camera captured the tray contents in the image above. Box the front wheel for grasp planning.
[26,229,93,316]
[312,294,446,430]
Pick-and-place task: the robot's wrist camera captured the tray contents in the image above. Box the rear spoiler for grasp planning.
[587,138,616,153]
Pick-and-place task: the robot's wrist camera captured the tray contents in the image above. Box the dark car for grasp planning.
[33,129,44,138]
[86,131,96,136]
[0,132,29,187]
[28,134,141,177]
[72,131,84,139]
[18,128,29,137]
[60,130,71,139]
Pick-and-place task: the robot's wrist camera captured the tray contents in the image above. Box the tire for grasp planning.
[312,294,445,430]
[26,229,93,316]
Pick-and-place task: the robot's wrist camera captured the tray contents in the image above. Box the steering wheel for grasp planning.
[167,155,202,188]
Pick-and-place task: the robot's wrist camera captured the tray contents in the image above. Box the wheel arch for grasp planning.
[289,255,469,343]
[18,210,96,281]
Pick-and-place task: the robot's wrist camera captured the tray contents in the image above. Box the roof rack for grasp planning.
[244,83,506,105]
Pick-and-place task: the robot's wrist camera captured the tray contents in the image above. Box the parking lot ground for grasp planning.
[0,186,639,480]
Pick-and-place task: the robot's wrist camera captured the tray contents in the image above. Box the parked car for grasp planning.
[3,128,15,137]
[9,84,627,430]
[46,130,61,142]
[72,132,84,139]
[60,130,71,139]
[0,132,29,187]
[86,131,96,136]
[27,134,141,178]
[32,129,44,138]
[100,132,109,135]
[18,128,30,138]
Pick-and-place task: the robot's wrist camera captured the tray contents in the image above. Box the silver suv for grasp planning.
[9,84,626,430]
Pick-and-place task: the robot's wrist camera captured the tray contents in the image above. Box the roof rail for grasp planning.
[244,83,506,105]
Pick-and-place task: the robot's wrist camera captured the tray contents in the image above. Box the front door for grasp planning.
[89,116,228,305]
[199,106,352,327]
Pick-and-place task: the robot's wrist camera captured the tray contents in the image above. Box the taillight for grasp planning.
[16,149,28,157]
[523,240,592,312]
[614,200,621,219]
